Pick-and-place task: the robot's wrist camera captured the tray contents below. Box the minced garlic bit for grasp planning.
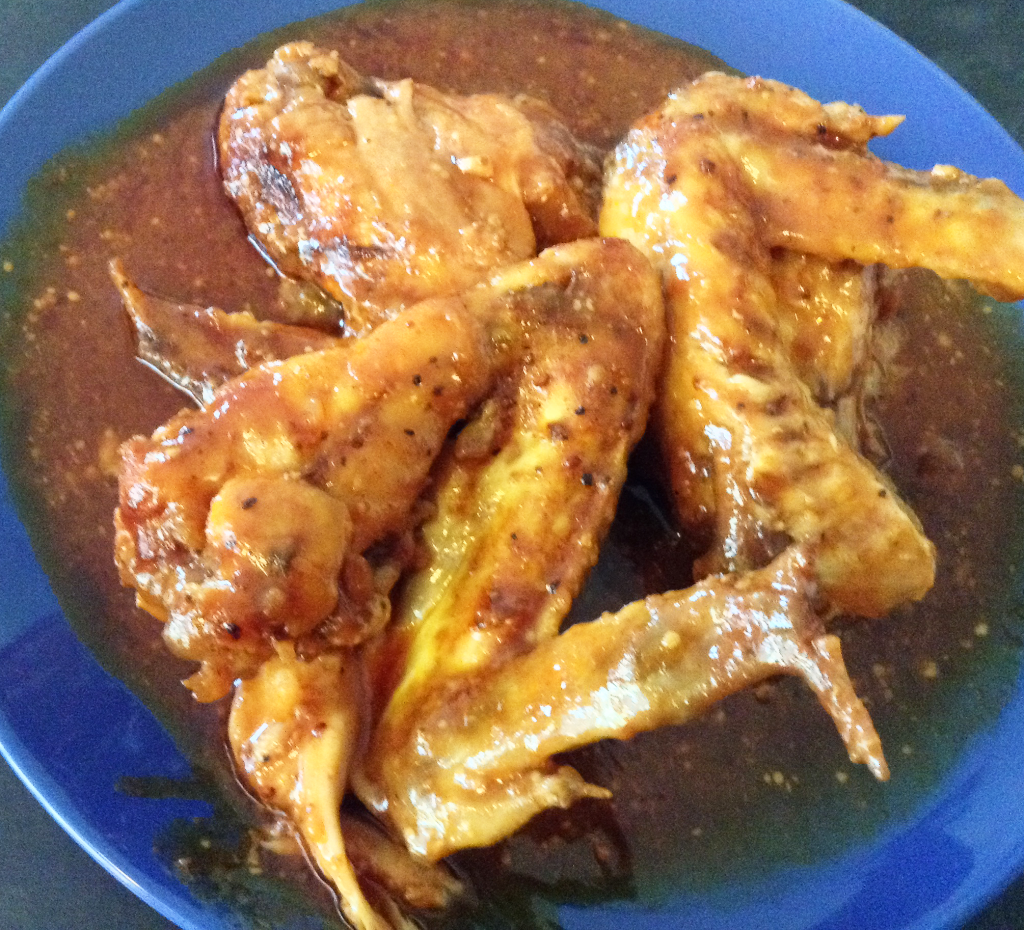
[919,659,939,680]
[660,630,681,651]
[97,427,123,479]
[763,770,798,791]
[32,287,58,312]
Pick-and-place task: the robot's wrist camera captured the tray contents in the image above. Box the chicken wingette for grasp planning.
[360,545,884,861]
[354,237,666,846]
[228,647,385,930]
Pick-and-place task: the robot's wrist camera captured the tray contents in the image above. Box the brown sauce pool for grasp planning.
[1,1,1023,926]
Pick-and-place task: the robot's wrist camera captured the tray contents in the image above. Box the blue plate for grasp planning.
[1,1,1023,929]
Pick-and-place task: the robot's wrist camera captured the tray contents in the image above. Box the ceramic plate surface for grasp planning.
[1,1,1023,928]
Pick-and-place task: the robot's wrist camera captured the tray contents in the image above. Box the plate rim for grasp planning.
[1,1,1023,928]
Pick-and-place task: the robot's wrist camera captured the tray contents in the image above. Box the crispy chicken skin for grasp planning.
[219,42,601,335]
[599,74,952,617]
[361,546,884,860]
[114,239,664,701]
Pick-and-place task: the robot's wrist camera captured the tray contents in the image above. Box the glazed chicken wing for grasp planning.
[361,544,884,861]
[229,645,461,930]
[119,237,664,927]
[354,238,665,848]
[352,239,885,858]
[114,239,662,701]
[116,292,495,699]
[219,42,601,335]
[598,73,1024,616]
[228,647,383,930]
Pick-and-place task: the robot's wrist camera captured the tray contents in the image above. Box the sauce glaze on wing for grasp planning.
[354,237,669,853]
[219,42,602,336]
[361,545,885,861]
[600,74,949,617]
[114,239,664,703]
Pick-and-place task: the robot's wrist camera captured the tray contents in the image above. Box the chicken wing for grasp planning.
[219,42,601,335]
[362,545,884,861]
[114,239,663,700]
[355,229,886,861]
[600,74,960,617]
[230,642,465,930]
[354,238,665,848]
[228,646,385,930]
